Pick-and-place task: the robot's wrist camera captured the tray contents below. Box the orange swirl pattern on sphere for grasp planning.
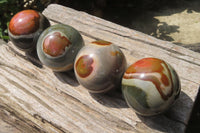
[123,58,173,100]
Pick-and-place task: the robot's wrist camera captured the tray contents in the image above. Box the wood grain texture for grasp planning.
[0,4,200,133]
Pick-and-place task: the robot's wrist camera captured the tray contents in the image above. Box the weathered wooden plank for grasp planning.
[44,4,200,84]
[0,4,200,133]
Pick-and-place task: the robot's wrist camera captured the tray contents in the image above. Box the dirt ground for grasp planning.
[65,0,200,52]
[129,0,200,52]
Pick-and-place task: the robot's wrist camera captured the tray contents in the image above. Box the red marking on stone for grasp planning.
[92,40,112,45]
[75,55,94,78]
[125,58,162,74]
[43,32,71,57]
[9,10,40,35]
[124,58,173,100]
[110,51,121,56]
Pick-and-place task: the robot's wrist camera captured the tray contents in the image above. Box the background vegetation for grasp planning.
[0,0,163,41]
[0,0,22,40]
[0,0,51,41]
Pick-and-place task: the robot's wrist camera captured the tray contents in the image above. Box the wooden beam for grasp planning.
[0,4,200,133]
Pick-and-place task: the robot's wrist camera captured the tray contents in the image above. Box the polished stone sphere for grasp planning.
[122,58,181,116]
[37,24,84,72]
[8,10,50,51]
[74,40,127,93]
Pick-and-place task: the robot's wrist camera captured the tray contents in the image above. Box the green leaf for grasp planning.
[0,0,8,4]
[4,28,8,34]
[2,35,9,40]
[6,22,9,27]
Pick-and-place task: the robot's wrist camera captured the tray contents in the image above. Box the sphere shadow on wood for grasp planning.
[137,91,193,133]
[90,88,129,108]
[54,69,80,87]
[25,50,43,68]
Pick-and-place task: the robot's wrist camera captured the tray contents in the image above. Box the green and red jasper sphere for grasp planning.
[122,58,181,116]
[8,10,50,51]
[74,40,127,93]
[37,24,84,72]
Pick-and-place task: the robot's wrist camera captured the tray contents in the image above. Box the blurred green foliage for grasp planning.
[0,0,23,41]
